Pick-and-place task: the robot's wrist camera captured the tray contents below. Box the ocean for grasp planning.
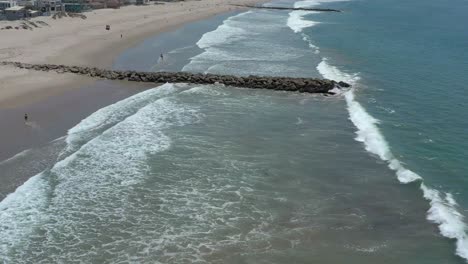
[0,0,467,263]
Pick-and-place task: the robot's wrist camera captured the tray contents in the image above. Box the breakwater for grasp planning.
[0,61,350,94]
[231,5,341,12]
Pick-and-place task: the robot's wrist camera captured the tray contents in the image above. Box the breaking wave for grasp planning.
[64,83,178,155]
[294,0,349,8]
[290,0,468,256]
[0,83,205,262]
[316,57,468,262]
[184,9,311,77]
[287,10,319,33]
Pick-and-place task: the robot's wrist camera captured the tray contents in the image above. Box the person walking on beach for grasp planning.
[24,113,28,123]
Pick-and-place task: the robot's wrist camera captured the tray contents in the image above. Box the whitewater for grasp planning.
[1,0,467,262]
[0,83,200,262]
[286,0,468,260]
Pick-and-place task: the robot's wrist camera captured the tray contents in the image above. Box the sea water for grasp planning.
[291,0,468,260]
[0,0,467,263]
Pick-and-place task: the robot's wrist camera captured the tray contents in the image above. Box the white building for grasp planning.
[0,0,17,11]
[17,0,36,7]
[36,0,62,15]
[4,5,25,20]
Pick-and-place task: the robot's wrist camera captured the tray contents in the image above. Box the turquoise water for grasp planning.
[292,0,468,259]
[306,0,468,203]
[0,0,467,262]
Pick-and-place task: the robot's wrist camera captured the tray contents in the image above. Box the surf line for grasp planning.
[231,5,342,12]
[317,58,468,262]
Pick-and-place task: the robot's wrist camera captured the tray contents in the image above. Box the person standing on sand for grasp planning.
[24,113,28,123]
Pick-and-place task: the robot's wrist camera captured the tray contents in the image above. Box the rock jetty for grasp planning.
[0,61,351,94]
[231,5,341,12]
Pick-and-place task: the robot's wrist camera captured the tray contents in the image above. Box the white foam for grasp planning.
[421,184,468,260]
[186,10,302,75]
[344,243,387,253]
[294,0,348,8]
[295,117,304,125]
[294,0,322,8]
[181,85,228,96]
[301,33,320,53]
[287,11,319,33]
[289,0,349,53]
[196,12,252,50]
[317,58,468,262]
[0,173,50,260]
[168,45,195,54]
[317,58,360,84]
[65,83,178,153]
[197,24,247,49]
[0,83,202,261]
[0,148,31,166]
[317,59,417,183]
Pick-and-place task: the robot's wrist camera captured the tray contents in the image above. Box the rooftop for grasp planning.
[5,5,24,10]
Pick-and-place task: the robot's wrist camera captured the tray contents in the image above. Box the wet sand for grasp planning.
[0,0,264,108]
[0,80,154,160]
[0,80,155,199]
[0,0,265,199]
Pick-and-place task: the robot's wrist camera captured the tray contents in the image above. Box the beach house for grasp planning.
[35,0,62,15]
[87,0,121,9]
[4,5,25,20]
[0,0,17,10]
[135,0,148,5]
[17,0,36,8]
[62,0,89,12]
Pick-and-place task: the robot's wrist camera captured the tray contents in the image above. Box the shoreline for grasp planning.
[0,0,265,193]
[0,0,265,159]
[0,80,153,199]
[0,0,265,108]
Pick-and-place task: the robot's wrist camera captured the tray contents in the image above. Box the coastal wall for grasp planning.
[0,61,350,94]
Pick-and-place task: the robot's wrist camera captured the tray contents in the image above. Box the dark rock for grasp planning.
[338,81,351,88]
[0,61,343,94]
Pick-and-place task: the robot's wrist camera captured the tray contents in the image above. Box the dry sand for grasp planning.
[0,0,265,198]
[0,0,263,107]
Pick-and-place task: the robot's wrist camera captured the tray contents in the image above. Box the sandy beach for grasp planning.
[0,0,263,108]
[0,0,264,161]
[0,0,264,198]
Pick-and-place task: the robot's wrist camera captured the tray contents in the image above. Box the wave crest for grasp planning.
[317,57,468,261]
[287,11,319,33]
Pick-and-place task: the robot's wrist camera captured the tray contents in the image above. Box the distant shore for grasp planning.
[0,0,264,108]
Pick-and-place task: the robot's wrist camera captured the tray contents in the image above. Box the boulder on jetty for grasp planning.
[0,61,351,94]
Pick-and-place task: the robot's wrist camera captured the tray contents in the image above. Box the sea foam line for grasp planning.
[0,149,31,166]
[294,0,349,9]
[0,83,190,261]
[287,2,468,252]
[0,173,50,261]
[64,83,178,155]
[195,11,252,50]
[317,57,468,262]
[287,10,319,33]
[287,0,352,34]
